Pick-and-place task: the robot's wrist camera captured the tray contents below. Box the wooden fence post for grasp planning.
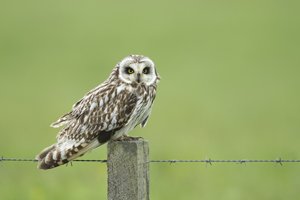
[107,139,150,200]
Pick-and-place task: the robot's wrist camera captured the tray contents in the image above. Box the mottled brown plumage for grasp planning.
[36,55,159,169]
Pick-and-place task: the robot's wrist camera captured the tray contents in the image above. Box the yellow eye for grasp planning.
[126,67,134,74]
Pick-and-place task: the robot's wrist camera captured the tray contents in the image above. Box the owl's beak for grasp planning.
[136,73,141,83]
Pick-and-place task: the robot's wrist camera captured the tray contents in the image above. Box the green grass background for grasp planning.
[1,0,300,199]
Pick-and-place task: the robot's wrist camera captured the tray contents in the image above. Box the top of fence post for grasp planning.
[107,139,149,200]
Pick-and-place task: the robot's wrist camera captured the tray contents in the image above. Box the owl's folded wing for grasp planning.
[56,85,138,142]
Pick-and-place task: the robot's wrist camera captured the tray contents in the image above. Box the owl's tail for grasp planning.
[35,144,69,170]
[36,140,100,170]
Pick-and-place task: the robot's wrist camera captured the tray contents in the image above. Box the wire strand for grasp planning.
[2,156,300,165]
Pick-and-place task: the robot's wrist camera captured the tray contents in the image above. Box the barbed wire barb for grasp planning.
[239,159,246,164]
[276,158,283,166]
[205,158,212,167]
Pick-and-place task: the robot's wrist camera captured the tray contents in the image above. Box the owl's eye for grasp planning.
[125,67,134,74]
[143,67,150,74]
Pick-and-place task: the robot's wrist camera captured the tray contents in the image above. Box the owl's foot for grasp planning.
[114,135,143,141]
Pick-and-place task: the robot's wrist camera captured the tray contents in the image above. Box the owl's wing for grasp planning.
[37,84,138,169]
[51,83,115,128]
[57,84,138,143]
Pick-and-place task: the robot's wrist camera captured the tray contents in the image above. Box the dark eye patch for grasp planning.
[143,67,150,74]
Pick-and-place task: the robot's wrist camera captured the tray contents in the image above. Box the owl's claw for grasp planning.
[114,135,143,141]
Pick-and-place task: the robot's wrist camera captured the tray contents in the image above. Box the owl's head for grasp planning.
[118,55,159,86]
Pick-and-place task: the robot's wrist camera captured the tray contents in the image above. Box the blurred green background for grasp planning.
[1,0,300,199]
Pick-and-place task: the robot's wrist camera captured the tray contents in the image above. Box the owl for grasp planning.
[36,55,160,170]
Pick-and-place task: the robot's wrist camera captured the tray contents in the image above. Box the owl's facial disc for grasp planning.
[118,55,157,85]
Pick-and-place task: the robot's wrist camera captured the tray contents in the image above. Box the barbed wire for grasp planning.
[0,157,107,163]
[2,156,300,165]
[150,159,300,165]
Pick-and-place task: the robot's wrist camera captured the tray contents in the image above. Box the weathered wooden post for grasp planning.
[107,139,150,200]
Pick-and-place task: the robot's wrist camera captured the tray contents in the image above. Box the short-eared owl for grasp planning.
[36,55,160,169]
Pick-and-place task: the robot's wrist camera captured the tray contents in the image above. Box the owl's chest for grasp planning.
[111,85,155,139]
[112,99,150,139]
[126,91,152,124]
[127,84,153,119]
[129,94,151,126]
